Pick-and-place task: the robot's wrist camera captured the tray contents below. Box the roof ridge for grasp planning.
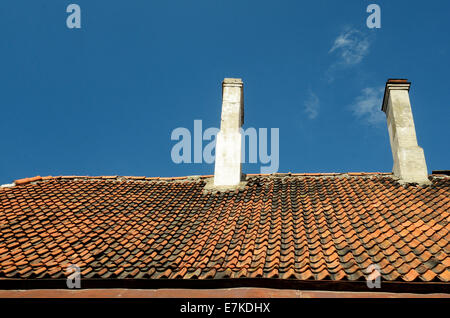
[7,175,215,187]
[2,172,401,188]
[6,171,449,188]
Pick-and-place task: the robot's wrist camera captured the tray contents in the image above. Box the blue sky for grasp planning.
[0,0,449,184]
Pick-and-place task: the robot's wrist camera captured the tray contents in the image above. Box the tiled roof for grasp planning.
[0,173,449,285]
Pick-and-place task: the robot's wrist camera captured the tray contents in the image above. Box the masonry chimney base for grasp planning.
[214,131,243,186]
[204,177,247,193]
[393,146,431,185]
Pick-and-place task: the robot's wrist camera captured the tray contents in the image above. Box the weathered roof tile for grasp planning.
[0,174,449,284]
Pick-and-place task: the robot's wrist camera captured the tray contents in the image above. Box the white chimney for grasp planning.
[214,78,244,186]
[381,79,430,184]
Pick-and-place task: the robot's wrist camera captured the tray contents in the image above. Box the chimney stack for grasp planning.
[382,79,430,184]
[214,78,244,186]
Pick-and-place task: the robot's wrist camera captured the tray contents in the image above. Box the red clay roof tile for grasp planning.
[0,174,449,286]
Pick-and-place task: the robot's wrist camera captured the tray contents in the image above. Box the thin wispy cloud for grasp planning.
[303,90,320,119]
[329,29,370,66]
[325,28,371,82]
[350,87,385,125]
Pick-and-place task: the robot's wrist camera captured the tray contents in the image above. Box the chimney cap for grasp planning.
[386,78,410,84]
[382,78,411,113]
[223,78,243,85]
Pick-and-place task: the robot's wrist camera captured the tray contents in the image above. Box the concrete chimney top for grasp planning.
[382,79,411,113]
[381,78,430,185]
[223,78,243,84]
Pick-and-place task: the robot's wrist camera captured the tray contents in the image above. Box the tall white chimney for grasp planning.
[381,79,430,184]
[214,78,244,186]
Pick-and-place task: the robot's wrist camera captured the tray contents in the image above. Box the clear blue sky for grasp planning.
[1,0,449,184]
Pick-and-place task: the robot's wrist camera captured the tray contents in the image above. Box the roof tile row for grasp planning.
[0,174,449,283]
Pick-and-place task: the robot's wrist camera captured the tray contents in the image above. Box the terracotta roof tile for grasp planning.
[0,174,449,285]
